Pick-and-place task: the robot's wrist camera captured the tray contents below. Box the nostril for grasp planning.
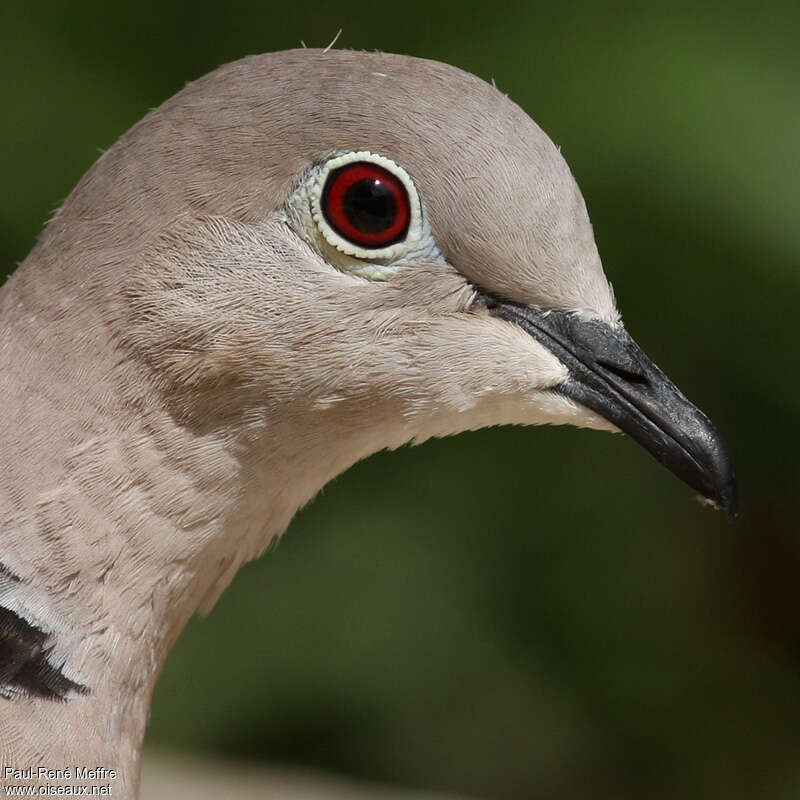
[596,358,648,385]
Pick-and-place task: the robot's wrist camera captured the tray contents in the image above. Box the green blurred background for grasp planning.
[2,1,799,797]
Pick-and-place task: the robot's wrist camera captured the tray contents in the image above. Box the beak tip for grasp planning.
[694,475,737,519]
[697,437,738,519]
[720,473,739,521]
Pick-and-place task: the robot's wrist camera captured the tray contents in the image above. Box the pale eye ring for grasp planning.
[311,151,422,260]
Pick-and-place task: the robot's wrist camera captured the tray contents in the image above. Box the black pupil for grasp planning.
[343,178,397,233]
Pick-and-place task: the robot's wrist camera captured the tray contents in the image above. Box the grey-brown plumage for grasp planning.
[0,49,734,797]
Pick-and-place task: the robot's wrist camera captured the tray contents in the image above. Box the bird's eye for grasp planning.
[321,162,410,248]
[309,151,424,263]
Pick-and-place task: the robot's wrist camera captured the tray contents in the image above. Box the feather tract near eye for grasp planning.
[321,161,410,248]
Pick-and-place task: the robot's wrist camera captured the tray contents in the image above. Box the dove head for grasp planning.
[30,49,732,518]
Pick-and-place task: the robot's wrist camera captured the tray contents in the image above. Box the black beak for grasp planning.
[486,297,737,517]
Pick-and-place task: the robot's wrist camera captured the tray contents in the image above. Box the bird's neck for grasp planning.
[0,408,398,798]
[0,268,320,795]
[0,398,246,793]
[0,272,403,796]
[0,235,430,795]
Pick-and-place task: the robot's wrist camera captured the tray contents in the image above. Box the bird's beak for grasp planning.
[486,297,738,516]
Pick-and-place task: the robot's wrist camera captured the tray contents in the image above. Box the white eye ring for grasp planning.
[310,151,423,260]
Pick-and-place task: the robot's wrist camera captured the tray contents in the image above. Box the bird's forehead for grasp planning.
[181,50,616,318]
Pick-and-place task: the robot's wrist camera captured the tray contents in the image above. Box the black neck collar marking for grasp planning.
[0,562,89,701]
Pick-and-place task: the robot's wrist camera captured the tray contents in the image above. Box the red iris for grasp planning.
[321,162,410,248]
